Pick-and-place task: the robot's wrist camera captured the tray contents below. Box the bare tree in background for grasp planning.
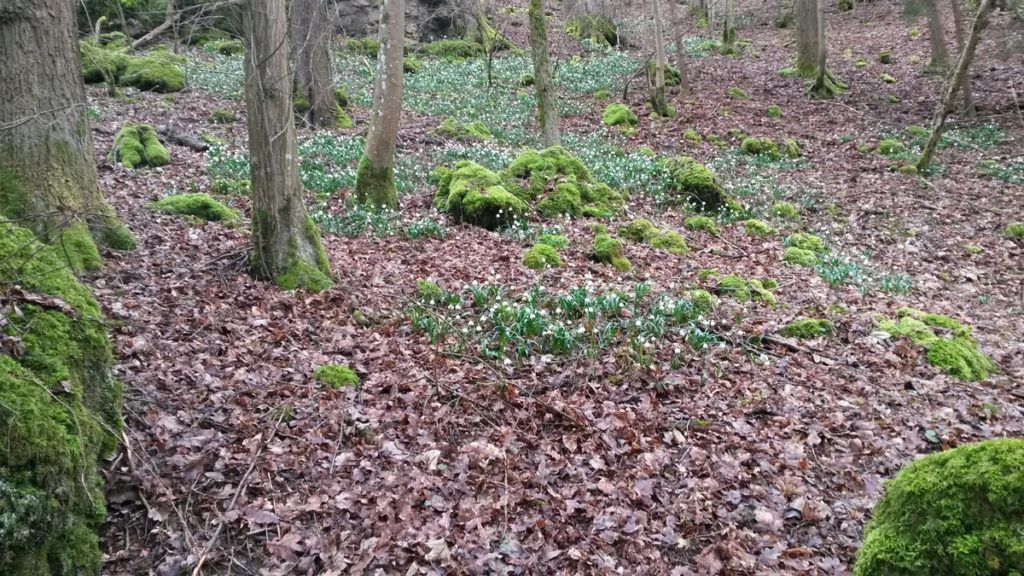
[924,0,950,70]
[0,0,135,270]
[528,0,560,146]
[949,0,975,115]
[795,0,820,77]
[354,0,404,209]
[292,0,337,128]
[243,0,332,291]
[665,0,690,94]
[649,0,672,116]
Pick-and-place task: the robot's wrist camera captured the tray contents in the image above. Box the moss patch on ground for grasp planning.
[783,246,818,267]
[432,161,528,230]
[437,117,492,141]
[854,439,1024,575]
[780,318,832,339]
[714,274,778,305]
[111,124,170,169]
[602,103,638,128]
[314,364,360,389]
[523,244,563,269]
[661,156,731,212]
[877,308,997,381]
[619,218,688,255]
[152,193,238,223]
[593,233,631,272]
[784,232,828,253]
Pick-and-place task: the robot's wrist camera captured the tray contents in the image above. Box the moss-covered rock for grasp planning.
[650,230,688,255]
[536,233,569,249]
[334,87,350,109]
[403,56,422,73]
[523,244,563,269]
[519,73,535,87]
[79,38,130,84]
[854,439,1024,575]
[855,57,869,68]
[662,156,730,212]
[120,54,186,92]
[111,123,170,169]
[780,318,832,339]
[783,246,818,267]
[433,161,528,230]
[784,139,803,159]
[602,103,638,128]
[877,308,997,381]
[728,86,749,99]
[206,39,243,55]
[152,193,238,223]
[767,104,782,118]
[744,219,776,237]
[715,274,778,305]
[784,232,827,254]
[420,39,482,59]
[314,364,360,389]
[594,89,610,100]
[684,128,702,144]
[740,137,780,159]
[879,49,892,63]
[209,109,237,124]
[772,201,800,220]
[620,218,657,242]
[504,146,624,218]
[645,61,682,86]
[0,222,122,575]
[566,14,618,45]
[684,216,718,234]
[437,117,492,140]
[593,233,631,272]
[881,73,897,84]
[1004,222,1024,238]
[878,139,905,156]
[345,36,380,57]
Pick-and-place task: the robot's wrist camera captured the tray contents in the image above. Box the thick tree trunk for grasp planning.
[664,0,690,95]
[528,0,560,147]
[795,0,819,77]
[355,0,404,208]
[0,0,135,271]
[949,0,975,115]
[291,0,336,128]
[917,0,992,172]
[924,0,950,70]
[243,0,332,291]
[649,0,671,117]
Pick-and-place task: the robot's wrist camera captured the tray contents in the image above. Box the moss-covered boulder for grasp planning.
[152,193,238,223]
[602,103,638,128]
[783,246,818,267]
[854,439,1024,575]
[111,124,170,169]
[0,222,122,575]
[593,233,631,271]
[503,146,624,218]
[661,156,730,212]
[877,308,997,381]
[714,274,778,305]
[740,137,780,159]
[878,138,906,156]
[728,86,749,99]
[79,38,129,84]
[209,109,237,124]
[120,54,186,92]
[684,216,719,234]
[314,364,360,389]
[432,161,528,230]
[437,117,492,140]
[784,232,827,254]
[206,39,243,55]
[620,219,688,255]
[345,36,380,57]
[419,39,483,59]
[620,218,657,242]
[536,233,569,249]
[772,201,800,220]
[523,244,563,269]
[744,219,776,237]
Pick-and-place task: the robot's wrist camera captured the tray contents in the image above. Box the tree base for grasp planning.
[807,69,847,99]
[354,154,398,210]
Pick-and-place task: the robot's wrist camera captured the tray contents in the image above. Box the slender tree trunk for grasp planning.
[795,0,819,77]
[243,0,332,291]
[809,0,829,95]
[917,0,992,172]
[650,0,671,117]
[0,0,135,271]
[665,0,690,95]
[949,0,975,115]
[291,0,336,128]
[924,0,950,70]
[528,0,560,146]
[354,0,404,208]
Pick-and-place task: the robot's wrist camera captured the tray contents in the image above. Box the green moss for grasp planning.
[780,318,832,339]
[662,156,730,212]
[354,155,398,210]
[783,247,817,267]
[777,66,799,77]
[715,274,777,305]
[153,193,238,223]
[437,117,492,140]
[784,139,802,159]
[646,61,682,86]
[276,258,332,292]
[419,39,482,59]
[650,230,689,255]
[209,109,236,124]
[602,103,638,127]
[416,279,444,301]
[727,87,749,99]
[566,14,618,45]
[594,89,610,100]
[111,123,170,169]
[1005,222,1024,238]
[523,244,563,269]
[57,223,103,272]
[536,182,582,218]
[854,439,1024,575]
[332,105,354,129]
[620,218,657,242]
[345,36,380,57]
[744,219,776,237]
[877,308,997,381]
[855,58,869,68]
[519,73,535,86]
[334,87,350,109]
[593,233,631,272]
[767,104,782,118]
[403,56,422,73]
[684,128,702,144]
[740,137,780,159]
[686,289,717,312]
[879,49,893,63]
[293,91,311,114]
[684,216,719,234]
[878,138,907,155]
[0,222,120,575]
[503,146,623,218]
[784,232,827,253]
[881,73,897,84]
[79,38,129,84]
[906,124,930,139]
[207,39,243,55]
[537,234,570,249]
[435,161,527,230]
[772,201,800,220]
[120,55,185,92]
[314,364,360,389]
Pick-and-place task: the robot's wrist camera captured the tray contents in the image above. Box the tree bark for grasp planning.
[795,0,819,77]
[924,0,950,70]
[354,0,404,209]
[664,0,690,95]
[649,0,671,117]
[528,0,560,147]
[132,0,179,51]
[917,0,992,172]
[243,0,332,291]
[949,0,975,115]
[291,0,336,128]
[0,0,135,270]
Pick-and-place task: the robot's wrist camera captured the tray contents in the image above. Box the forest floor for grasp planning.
[90,1,1023,574]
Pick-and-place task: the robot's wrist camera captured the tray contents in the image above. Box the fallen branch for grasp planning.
[157,124,209,152]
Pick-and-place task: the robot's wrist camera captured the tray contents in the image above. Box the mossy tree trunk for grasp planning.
[0,0,135,271]
[291,0,336,128]
[243,0,332,291]
[528,0,561,147]
[664,0,690,95]
[924,0,950,70]
[795,0,819,77]
[354,0,404,209]
[949,0,975,115]
[917,0,992,172]
[649,0,671,117]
